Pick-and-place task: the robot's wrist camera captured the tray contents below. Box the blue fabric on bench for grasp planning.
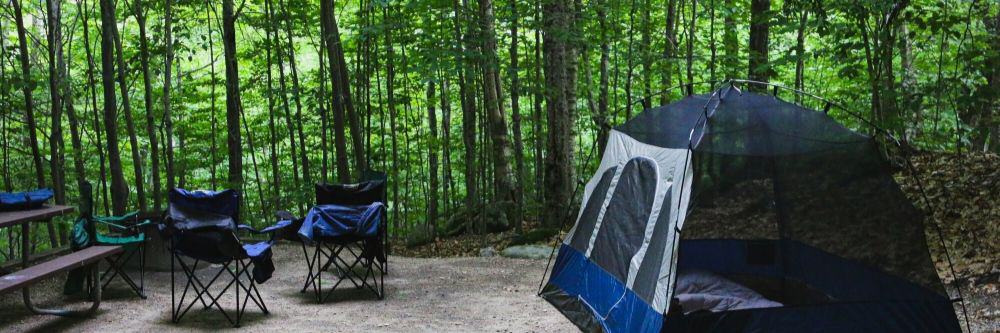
[297,203,384,243]
[0,188,54,211]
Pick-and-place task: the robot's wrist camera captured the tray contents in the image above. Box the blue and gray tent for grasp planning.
[541,83,965,333]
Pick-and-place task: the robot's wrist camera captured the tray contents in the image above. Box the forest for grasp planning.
[0,0,997,252]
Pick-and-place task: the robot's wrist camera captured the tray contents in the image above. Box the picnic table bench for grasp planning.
[0,205,122,317]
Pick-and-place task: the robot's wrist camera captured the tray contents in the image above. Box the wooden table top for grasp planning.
[0,205,75,229]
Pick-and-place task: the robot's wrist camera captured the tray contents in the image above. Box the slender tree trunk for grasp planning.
[99,0,129,215]
[533,3,544,203]
[45,0,66,211]
[279,0,312,189]
[319,1,350,183]
[134,0,161,209]
[317,37,332,183]
[452,0,478,217]
[660,0,678,105]
[596,0,612,157]
[111,6,146,210]
[274,10,301,197]
[509,0,525,232]
[263,0,281,204]
[163,0,175,191]
[477,0,518,227]
[63,39,86,194]
[426,81,439,235]
[748,0,770,87]
[542,0,579,227]
[722,0,738,80]
[440,79,454,214]
[223,0,243,191]
[381,5,400,228]
[793,6,809,97]
[208,2,220,189]
[12,0,47,192]
[641,0,652,109]
[685,0,696,90]
[79,0,110,214]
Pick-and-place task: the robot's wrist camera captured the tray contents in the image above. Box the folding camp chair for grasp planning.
[161,188,290,327]
[298,171,388,302]
[64,182,150,299]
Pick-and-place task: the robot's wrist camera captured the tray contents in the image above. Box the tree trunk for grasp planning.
[793,5,808,97]
[596,0,612,157]
[279,0,312,189]
[98,0,129,215]
[722,0,738,80]
[11,0,47,192]
[748,0,770,87]
[426,81,439,234]
[452,0,478,217]
[45,0,66,210]
[134,0,161,209]
[641,0,652,109]
[542,0,579,227]
[440,79,454,214]
[533,3,544,203]
[111,6,146,210]
[381,5,400,225]
[685,0,697,89]
[223,0,243,192]
[79,0,111,214]
[207,2,220,189]
[477,0,518,227]
[163,0,175,191]
[263,0,281,204]
[509,0,525,232]
[319,1,350,183]
[660,0,678,105]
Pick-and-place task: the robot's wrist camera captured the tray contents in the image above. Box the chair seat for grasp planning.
[96,233,145,246]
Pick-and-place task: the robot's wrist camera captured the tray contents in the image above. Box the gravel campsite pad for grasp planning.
[0,243,575,332]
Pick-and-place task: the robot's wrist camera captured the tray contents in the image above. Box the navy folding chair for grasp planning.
[297,171,388,302]
[161,188,290,327]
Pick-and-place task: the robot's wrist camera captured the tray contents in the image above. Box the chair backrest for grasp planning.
[166,188,244,262]
[316,171,387,206]
[168,188,240,231]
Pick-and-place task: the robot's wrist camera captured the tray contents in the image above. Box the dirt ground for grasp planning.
[0,243,576,332]
[1,241,996,332]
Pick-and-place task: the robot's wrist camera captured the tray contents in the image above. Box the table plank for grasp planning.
[0,245,122,294]
[0,205,75,229]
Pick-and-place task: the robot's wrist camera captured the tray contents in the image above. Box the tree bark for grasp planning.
[748,0,770,87]
[163,0,175,191]
[134,0,161,208]
[79,0,111,214]
[11,0,47,192]
[111,5,146,210]
[279,0,312,189]
[451,0,478,217]
[722,0,738,80]
[98,0,129,215]
[477,0,518,227]
[223,0,243,191]
[542,0,579,227]
[426,81,439,234]
[45,0,66,208]
[263,0,282,204]
[660,0,678,105]
[319,0,350,183]
[596,0,612,157]
[509,0,525,232]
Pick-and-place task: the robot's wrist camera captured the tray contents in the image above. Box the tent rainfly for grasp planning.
[541,85,964,333]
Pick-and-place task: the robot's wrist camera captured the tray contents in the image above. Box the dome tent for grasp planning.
[540,83,964,333]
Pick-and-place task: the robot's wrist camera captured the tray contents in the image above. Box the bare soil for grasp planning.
[0,243,575,332]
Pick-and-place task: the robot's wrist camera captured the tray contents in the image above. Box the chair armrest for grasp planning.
[238,220,294,242]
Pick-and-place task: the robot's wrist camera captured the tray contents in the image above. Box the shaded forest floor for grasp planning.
[398,150,999,332]
[0,243,575,332]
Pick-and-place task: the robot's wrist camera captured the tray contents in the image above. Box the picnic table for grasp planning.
[0,205,122,317]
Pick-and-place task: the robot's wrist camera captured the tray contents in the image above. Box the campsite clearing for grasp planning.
[0,243,575,332]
